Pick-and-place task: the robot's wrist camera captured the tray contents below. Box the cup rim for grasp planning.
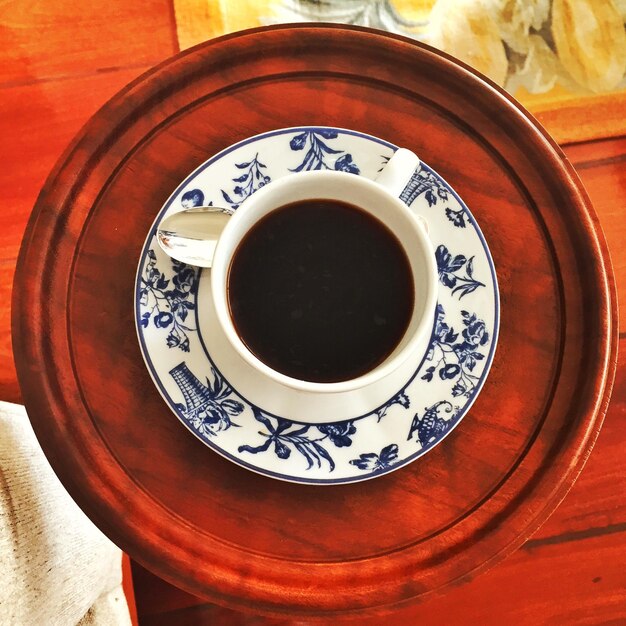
[211,170,438,394]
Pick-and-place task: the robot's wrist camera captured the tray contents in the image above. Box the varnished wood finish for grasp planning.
[122,554,139,626]
[0,0,178,404]
[134,343,626,623]
[564,141,626,316]
[532,90,626,145]
[131,136,626,623]
[10,25,618,619]
[0,0,176,85]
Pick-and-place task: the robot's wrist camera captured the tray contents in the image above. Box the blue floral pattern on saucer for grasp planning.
[135,127,499,484]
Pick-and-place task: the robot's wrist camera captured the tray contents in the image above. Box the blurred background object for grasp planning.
[172,0,626,143]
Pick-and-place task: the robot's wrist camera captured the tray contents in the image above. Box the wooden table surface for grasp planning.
[1,2,624,624]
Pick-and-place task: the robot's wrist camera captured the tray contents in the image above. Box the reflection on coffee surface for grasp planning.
[228,200,414,382]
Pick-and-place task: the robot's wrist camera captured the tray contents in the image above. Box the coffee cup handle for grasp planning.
[375,148,429,233]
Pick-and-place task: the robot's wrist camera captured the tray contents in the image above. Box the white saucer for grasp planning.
[135,127,499,484]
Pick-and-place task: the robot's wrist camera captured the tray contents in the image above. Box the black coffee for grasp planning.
[227,200,414,383]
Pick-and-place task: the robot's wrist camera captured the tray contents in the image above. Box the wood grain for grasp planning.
[0,0,177,403]
[0,0,176,85]
[0,3,176,620]
[564,150,626,330]
[135,527,626,625]
[533,90,626,145]
[1,2,624,621]
[137,538,626,624]
[564,135,626,164]
[132,562,206,618]
[122,553,139,626]
[12,25,616,619]
[0,67,160,403]
[139,602,290,626]
[133,338,626,623]
[368,529,626,626]
[531,352,626,538]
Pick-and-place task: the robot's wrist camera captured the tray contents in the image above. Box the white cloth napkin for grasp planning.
[0,401,131,626]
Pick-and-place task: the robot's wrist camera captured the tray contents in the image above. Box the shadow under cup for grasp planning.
[211,171,437,394]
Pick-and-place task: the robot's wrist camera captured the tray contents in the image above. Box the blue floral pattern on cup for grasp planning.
[135,127,499,484]
[139,251,198,352]
[436,244,485,299]
[238,409,337,471]
[349,444,399,471]
[420,306,490,399]
[289,129,360,173]
[221,153,271,210]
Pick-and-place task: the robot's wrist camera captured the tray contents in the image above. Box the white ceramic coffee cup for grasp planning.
[210,149,438,402]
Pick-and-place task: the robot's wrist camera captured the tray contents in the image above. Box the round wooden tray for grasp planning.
[13,25,617,619]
